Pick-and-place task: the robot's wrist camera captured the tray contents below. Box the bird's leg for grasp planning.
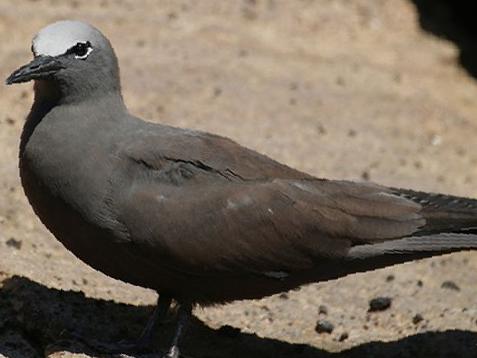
[126,294,173,350]
[67,294,172,354]
[162,302,192,358]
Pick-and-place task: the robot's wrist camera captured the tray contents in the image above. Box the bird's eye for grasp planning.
[67,41,93,59]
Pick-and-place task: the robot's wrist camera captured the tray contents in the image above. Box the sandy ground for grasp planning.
[1,1,477,357]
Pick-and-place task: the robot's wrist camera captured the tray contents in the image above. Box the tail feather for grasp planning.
[348,233,477,259]
[340,189,477,273]
[344,234,477,273]
[392,188,477,235]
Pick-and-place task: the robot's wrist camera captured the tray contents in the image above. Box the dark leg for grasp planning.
[128,294,173,350]
[67,294,172,354]
[163,302,192,358]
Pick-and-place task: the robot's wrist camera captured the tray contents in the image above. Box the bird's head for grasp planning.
[6,20,121,102]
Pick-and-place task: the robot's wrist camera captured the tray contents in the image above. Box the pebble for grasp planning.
[361,170,370,181]
[5,238,22,250]
[315,319,334,334]
[441,280,460,291]
[318,305,328,315]
[368,297,392,312]
[338,332,349,341]
[412,313,424,324]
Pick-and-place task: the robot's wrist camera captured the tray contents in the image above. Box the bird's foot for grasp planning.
[163,345,179,358]
[59,330,153,355]
[96,338,151,355]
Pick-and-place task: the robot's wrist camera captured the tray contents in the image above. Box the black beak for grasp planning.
[5,56,65,85]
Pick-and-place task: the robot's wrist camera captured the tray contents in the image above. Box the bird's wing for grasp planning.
[110,128,477,277]
[112,153,424,276]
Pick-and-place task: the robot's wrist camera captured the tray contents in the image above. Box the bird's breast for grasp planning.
[18,114,127,273]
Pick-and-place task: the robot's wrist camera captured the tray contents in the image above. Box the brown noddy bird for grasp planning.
[6,20,477,357]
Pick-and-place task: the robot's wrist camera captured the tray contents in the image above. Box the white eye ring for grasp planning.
[75,46,93,60]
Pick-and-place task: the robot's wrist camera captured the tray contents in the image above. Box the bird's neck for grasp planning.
[33,79,124,106]
[33,80,61,103]
[20,80,127,156]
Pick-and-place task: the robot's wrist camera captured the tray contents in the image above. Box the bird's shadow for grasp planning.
[410,0,477,79]
[0,275,476,358]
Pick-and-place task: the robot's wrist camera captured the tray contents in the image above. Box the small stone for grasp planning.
[336,76,345,86]
[430,134,442,146]
[5,238,22,250]
[385,274,395,282]
[441,280,460,291]
[213,87,222,97]
[417,280,423,287]
[167,12,178,20]
[316,124,327,135]
[315,319,334,334]
[278,293,288,300]
[361,170,370,181]
[412,313,424,325]
[368,297,392,312]
[338,332,349,341]
[318,305,328,315]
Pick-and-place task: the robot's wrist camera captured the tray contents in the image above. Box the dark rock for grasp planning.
[441,280,460,291]
[315,319,334,334]
[412,313,424,324]
[5,238,22,250]
[368,297,392,312]
[213,87,222,97]
[318,305,328,315]
[385,274,395,282]
[339,332,349,341]
[361,170,370,181]
[316,124,327,135]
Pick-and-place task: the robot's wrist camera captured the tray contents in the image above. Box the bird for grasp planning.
[6,20,477,357]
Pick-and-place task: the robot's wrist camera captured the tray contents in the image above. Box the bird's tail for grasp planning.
[345,233,477,273]
[395,188,477,236]
[348,233,477,259]
[345,189,477,270]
